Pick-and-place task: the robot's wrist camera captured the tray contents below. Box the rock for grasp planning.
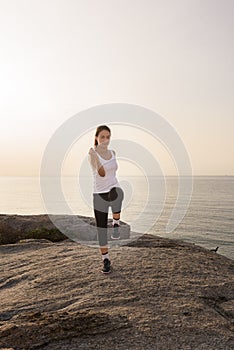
[0,233,233,349]
[0,214,130,245]
[18,239,52,244]
[220,300,234,318]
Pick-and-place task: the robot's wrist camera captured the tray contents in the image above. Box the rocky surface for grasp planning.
[0,214,130,245]
[0,233,234,350]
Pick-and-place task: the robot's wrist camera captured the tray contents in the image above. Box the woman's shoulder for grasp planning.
[111,149,116,156]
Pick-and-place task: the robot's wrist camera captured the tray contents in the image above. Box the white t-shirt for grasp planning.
[89,149,121,193]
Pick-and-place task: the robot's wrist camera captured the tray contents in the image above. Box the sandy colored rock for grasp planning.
[0,233,233,349]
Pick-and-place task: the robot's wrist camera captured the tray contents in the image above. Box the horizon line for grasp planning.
[0,175,233,178]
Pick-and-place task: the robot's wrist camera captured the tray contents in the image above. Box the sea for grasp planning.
[0,176,233,260]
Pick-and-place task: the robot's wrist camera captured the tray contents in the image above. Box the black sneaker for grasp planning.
[111,223,120,240]
[101,258,111,274]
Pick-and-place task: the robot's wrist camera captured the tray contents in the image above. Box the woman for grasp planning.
[88,125,124,274]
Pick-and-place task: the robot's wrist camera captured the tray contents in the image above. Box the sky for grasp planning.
[0,0,234,176]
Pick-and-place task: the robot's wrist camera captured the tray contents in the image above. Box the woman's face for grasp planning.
[96,130,111,148]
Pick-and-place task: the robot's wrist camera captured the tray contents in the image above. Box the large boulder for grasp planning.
[0,214,130,245]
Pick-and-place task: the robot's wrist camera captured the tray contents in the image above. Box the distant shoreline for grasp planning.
[0,175,234,178]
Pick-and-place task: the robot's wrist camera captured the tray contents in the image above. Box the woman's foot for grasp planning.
[101,258,111,273]
[111,223,120,239]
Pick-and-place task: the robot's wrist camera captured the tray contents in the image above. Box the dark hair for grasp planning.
[94,125,111,147]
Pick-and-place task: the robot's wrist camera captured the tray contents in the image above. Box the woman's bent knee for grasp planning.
[109,187,124,201]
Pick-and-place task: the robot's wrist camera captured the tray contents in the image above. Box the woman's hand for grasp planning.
[88,147,105,177]
[89,147,96,156]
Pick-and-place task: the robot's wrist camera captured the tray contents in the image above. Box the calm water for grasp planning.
[0,176,233,260]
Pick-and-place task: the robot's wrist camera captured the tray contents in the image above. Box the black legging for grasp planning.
[93,186,124,246]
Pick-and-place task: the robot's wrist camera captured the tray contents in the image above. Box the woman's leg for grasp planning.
[94,205,111,273]
[93,208,108,248]
[113,212,120,220]
[109,187,124,219]
[109,187,124,239]
[93,193,110,255]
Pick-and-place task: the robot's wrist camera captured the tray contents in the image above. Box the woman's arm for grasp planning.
[88,148,106,177]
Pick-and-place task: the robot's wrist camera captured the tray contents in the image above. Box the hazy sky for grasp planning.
[1,0,233,176]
